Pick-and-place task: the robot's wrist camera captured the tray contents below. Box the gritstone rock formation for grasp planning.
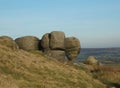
[15,36,40,51]
[14,31,80,61]
[41,31,66,60]
[40,31,81,61]
[65,37,80,61]
[0,36,18,50]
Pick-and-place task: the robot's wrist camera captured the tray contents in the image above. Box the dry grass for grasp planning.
[0,45,106,88]
[91,65,120,87]
[0,74,18,88]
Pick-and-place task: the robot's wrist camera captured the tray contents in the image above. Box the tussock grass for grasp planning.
[0,45,105,88]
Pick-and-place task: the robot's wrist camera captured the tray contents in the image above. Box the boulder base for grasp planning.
[44,50,65,61]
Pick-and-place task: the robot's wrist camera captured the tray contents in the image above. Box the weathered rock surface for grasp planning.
[85,56,98,65]
[41,33,50,50]
[40,31,66,60]
[65,37,80,61]
[15,36,39,51]
[0,36,18,50]
[50,31,65,50]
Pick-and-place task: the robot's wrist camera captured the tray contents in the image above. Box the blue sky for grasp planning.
[0,0,120,48]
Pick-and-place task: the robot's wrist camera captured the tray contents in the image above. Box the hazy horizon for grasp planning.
[0,0,120,48]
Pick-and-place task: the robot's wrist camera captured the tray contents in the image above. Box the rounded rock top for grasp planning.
[85,56,98,65]
[15,36,40,51]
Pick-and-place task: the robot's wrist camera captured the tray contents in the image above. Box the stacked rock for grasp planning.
[15,31,80,61]
[41,31,80,61]
[41,31,65,61]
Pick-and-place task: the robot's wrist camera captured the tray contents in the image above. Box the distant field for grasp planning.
[77,48,120,65]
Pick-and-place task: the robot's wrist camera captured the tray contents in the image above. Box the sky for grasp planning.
[0,0,120,48]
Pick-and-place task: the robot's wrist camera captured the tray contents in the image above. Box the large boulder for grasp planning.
[15,36,39,51]
[65,37,80,61]
[85,56,98,65]
[41,33,50,50]
[0,36,18,50]
[50,31,65,50]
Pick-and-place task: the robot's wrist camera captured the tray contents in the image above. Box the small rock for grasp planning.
[85,56,98,65]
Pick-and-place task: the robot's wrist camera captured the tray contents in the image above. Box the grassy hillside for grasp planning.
[0,45,106,88]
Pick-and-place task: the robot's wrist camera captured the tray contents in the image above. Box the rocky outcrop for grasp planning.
[0,36,18,50]
[40,31,80,61]
[41,31,66,60]
[15,36,40,51]
[65,37,80,61]
[13,31,81,61]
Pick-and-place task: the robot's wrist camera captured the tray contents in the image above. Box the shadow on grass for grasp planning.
[108,83,120,88]
[112,83,120,88]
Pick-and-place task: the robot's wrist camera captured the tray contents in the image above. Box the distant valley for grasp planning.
[77,48,120,65]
